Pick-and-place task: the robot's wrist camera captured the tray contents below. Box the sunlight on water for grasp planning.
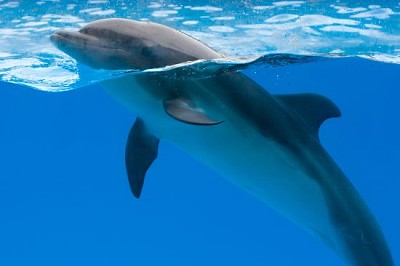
[0,0,399,91]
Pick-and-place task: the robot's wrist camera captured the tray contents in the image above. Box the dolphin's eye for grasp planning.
[78,27,102,38]
[79,27,92,35]
[141,47,153,57]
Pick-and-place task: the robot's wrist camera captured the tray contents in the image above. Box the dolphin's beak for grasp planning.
[50,30,73,41]
[50,30,107,69]
[50,30,137,70]
[50,31,68,48]
[50,30,99,50]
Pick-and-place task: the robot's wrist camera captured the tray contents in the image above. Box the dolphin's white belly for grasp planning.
[151,112,337,246]
[103,75,338,250]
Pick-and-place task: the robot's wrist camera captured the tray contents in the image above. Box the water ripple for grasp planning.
[0,0,399,91]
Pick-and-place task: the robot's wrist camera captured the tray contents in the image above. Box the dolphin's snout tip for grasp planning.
[49,33,59,44]
[52,30,69,37]
[51,30,69,38]
[50,30,68,45]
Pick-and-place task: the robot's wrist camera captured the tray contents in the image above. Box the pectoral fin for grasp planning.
[163,98,223,126]
[125,118,159,198]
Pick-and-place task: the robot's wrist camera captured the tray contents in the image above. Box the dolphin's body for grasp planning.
[50,19,393,266]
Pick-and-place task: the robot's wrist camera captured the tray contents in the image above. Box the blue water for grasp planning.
[0,1,399,265]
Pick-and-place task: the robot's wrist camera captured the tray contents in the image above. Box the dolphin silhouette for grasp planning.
[50,18,393,266]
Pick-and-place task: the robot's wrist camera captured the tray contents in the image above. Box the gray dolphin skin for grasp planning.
[50,18,393,266]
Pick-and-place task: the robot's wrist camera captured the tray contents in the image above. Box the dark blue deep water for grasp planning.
[0,1,399,266]
[1,57,399,266]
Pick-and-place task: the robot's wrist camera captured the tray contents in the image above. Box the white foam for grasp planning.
[364,24,382,29]
[350,8,398,19]
[265,14,299,23]
[252,6,272,10]
[294,15,359,27]
[244,29,274,36]
[0,52,13,58]
[52,15,83,23]
[79,7,101,13]
[302,26,320,35]
[0,58,43,70]
[87,0,109,4]
[6,65,79,91]
[151,10,178,17]
[183,20,199,25]
[22,16,35,21]
[239,15,359,31]
[88,9,116,16]
[1,1,19,8]
[330,5,367,14]
[212,16,235,21]
[0,28,26,36]
[33,26,61,33]
[148,2,162,9]
[359,54,400,64]
[236,24,272,29]
[20,21,48,27]
[369,5,381,9]
[254,1,304,10]
[66,4,76,10]
[329,49,345,54]
[209,26,236,33]
[320,25,400,43]
[166,17,184,21]
[272,1,305,7]
[190,6,222,12]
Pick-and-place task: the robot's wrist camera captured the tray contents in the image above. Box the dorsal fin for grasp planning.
[275,93,341,136]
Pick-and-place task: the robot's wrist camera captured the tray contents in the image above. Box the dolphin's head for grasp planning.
[50,18,220,70]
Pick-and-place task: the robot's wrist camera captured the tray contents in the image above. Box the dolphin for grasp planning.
[50,18,393,266]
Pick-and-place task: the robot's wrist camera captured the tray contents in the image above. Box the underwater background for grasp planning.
[0,1,399,265]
